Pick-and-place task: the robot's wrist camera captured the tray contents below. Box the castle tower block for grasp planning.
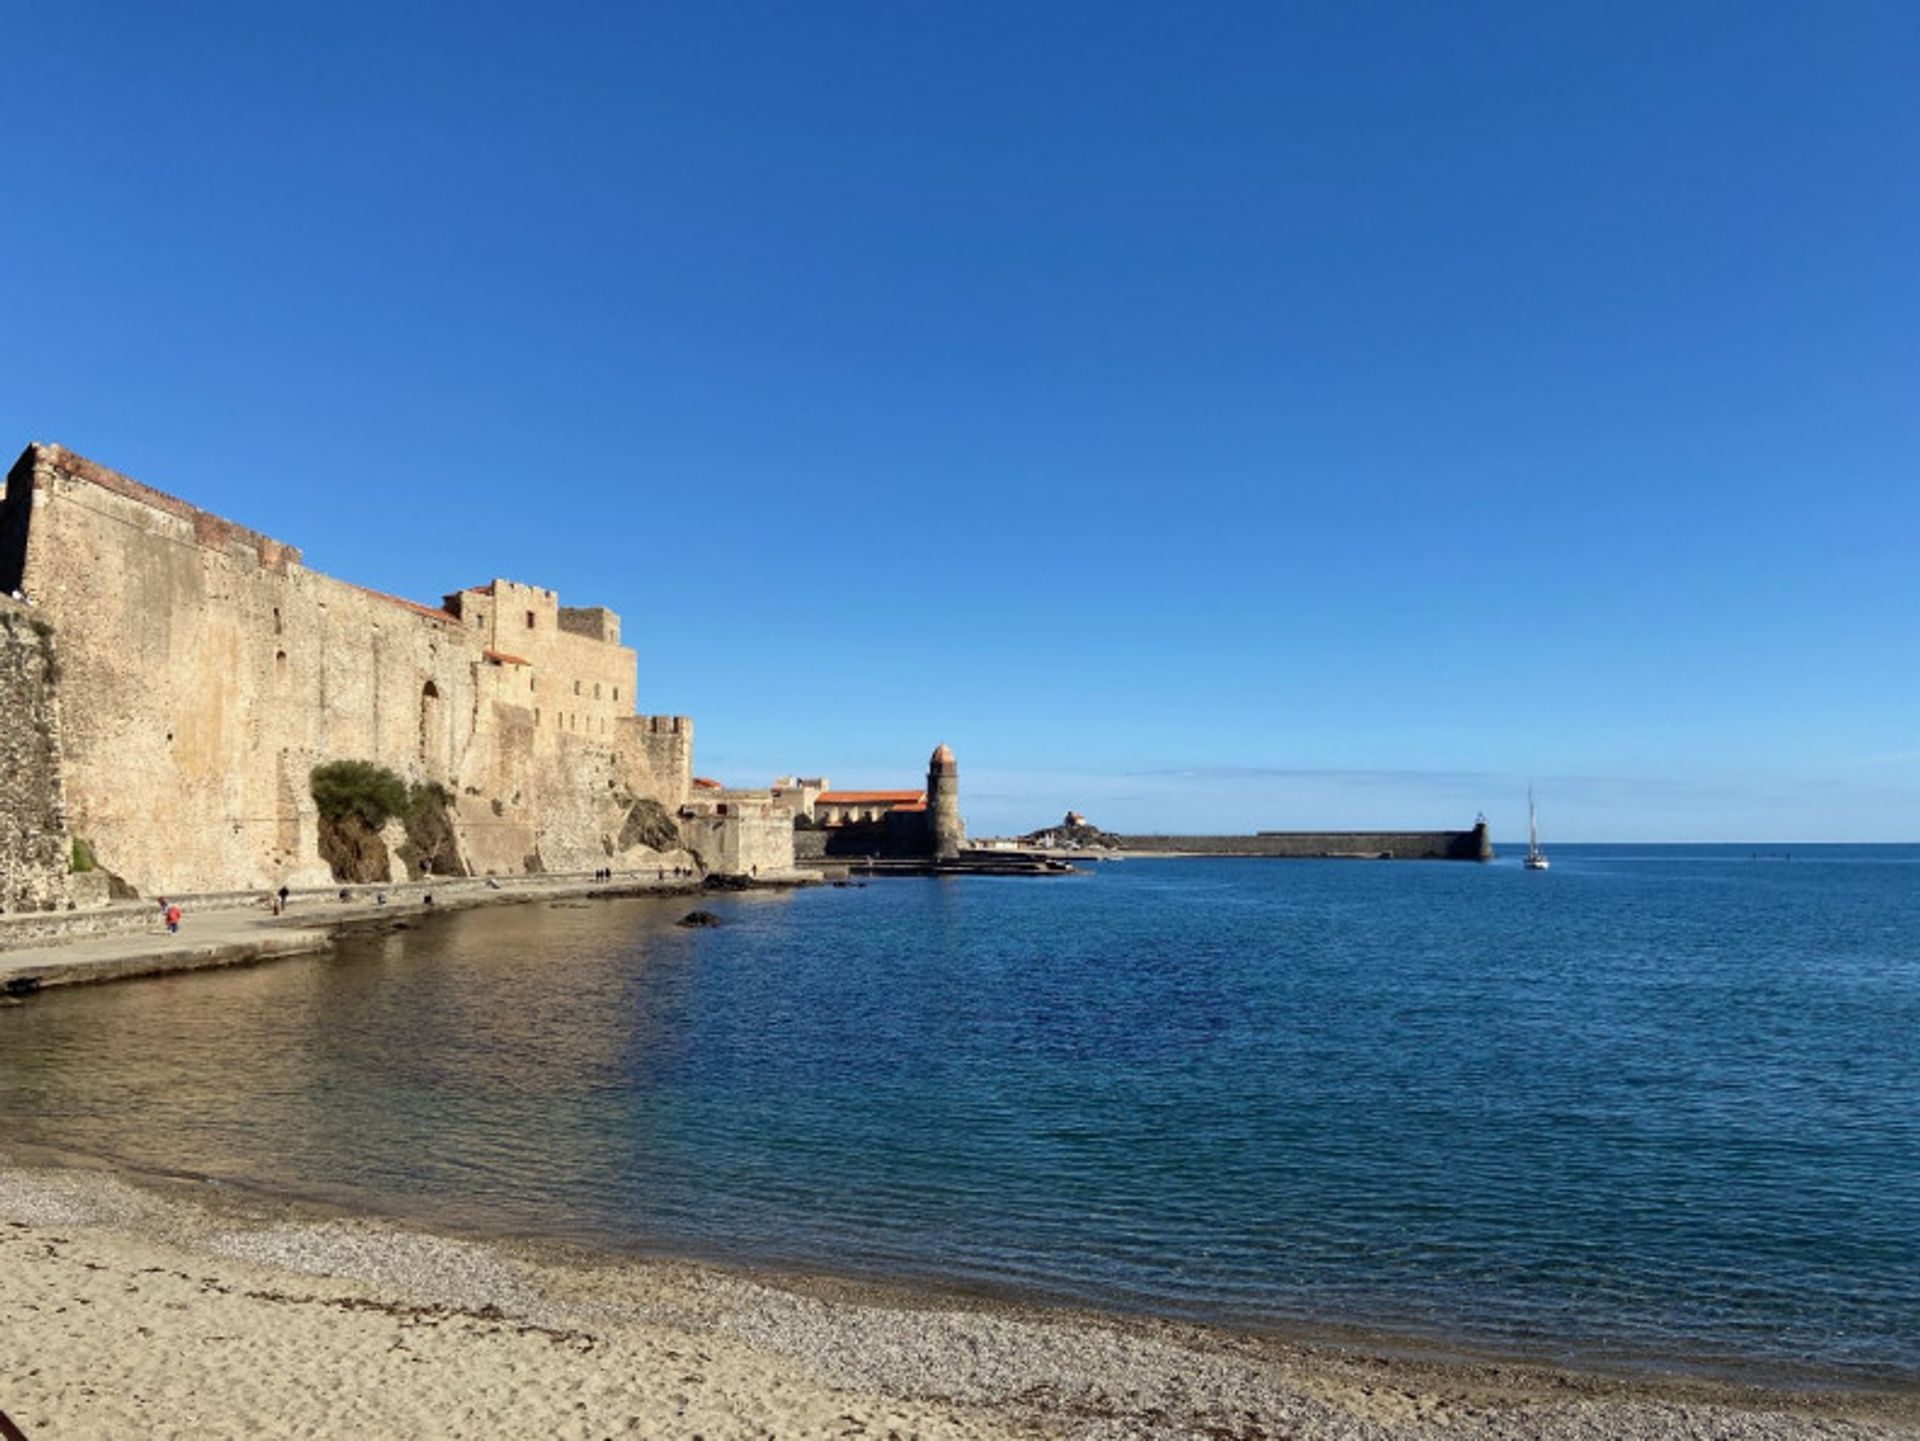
[928,742,964,861]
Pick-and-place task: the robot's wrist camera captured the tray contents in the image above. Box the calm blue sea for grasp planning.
[3,846,1917,1382]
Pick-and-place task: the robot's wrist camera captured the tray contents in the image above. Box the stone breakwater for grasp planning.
[0,1165,1912,1441]
[1117,825,1494,861]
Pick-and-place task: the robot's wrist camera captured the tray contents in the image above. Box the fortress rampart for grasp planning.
[0,444,710,898]
[0,597,70,912]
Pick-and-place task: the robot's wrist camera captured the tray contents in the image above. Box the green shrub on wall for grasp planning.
[309,761,413,830]
[311,763,455,827]
[412,780,453,811]
[70,836,98,873]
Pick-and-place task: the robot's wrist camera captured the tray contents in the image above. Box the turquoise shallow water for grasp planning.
[2,846,1917,1382]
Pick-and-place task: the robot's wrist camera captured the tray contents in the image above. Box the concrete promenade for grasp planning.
[0,868,806,996]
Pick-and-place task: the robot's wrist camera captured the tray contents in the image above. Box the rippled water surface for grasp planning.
[4,848,1918,1381]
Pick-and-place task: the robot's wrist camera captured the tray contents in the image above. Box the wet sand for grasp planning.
[1,1162,1913,1440]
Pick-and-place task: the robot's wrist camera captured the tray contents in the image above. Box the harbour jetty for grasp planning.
[1117,824,1493,860]
[1021,812,1494,861]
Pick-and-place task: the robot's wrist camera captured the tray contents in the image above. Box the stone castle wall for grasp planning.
[0,445,699,893]
[800,810,935,860]
[621,715,694,812]
[0,597,71,912]
[678,802,795,876]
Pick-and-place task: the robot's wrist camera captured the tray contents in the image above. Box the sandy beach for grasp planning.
[1,1162,1913,1441]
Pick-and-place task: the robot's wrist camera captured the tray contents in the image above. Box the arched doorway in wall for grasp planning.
[419,680,444,771]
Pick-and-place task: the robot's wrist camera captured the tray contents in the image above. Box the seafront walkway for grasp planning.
[0,869,750,996]
[0,906,334,992]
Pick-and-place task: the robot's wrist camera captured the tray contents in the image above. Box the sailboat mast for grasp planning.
[1524,785,1550,869]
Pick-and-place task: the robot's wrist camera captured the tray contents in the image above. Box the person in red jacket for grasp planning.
[165,904,182,934]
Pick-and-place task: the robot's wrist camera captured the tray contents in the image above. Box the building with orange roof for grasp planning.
[814,789,927,826]
[785,745,966,863]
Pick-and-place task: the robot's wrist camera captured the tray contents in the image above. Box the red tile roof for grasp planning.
[816,790,926,805]
[693,777,724,790]
[484,648,530,666]
[349,583,460,626]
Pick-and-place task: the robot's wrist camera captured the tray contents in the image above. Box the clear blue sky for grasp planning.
[5,3,1915,840]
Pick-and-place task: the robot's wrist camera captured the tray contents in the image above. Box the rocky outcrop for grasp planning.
[617,797,680,854]
[1021,813,1124,850]
[396,784,464,879]
[317,812,390,884]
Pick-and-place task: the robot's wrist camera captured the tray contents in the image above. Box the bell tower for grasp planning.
[927,743,964,862]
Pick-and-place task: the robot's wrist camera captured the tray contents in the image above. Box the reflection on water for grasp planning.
[2,853,1918,1383]
[0,895,736,1231]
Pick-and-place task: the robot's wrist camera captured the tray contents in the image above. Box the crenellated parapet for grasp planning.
[5,444,302,583]
[619,715,694,810]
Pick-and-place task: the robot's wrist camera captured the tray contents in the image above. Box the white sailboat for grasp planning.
[1524,786,1550,871]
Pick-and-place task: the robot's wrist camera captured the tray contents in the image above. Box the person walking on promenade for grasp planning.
[164,903,182,935]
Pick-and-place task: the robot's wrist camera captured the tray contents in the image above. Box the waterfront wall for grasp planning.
[0,597,71,912]
[0,444,700,894]
[1118,826,1493,860]
[796,808,941,860]
[679,802,794,876]
[795,828,1493,863]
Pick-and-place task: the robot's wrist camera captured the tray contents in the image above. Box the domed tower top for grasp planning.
[930,742,957,770]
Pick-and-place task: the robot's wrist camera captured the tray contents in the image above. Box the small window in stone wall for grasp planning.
[574,680,581,695]
[272,607,283,635]
[526,610,536,628]
[612,687,619,702]
[535,708,541,726]
[594,683,601,699]
[275,649,287,679]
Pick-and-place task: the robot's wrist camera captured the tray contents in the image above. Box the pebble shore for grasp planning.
[1,1164,1913,1440]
